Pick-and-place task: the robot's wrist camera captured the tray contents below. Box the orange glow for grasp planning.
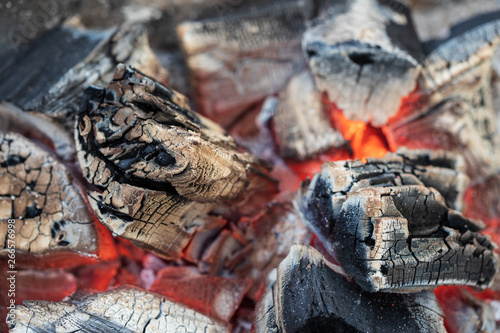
[386,87,428,125]
[328,102,389,161]
[286,147,351,182]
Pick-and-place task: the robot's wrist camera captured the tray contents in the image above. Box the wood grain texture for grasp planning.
[10,286,229,333]
[76,65,277,260]
[177,0,311,126]
[336,185,496,292]
[303,0,423,126]
[297,150,497,292]
[254,244,446,333]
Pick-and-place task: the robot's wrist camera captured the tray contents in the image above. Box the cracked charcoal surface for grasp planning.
[298,149,469,250]
[0,131,97,261]
[10,286,229,333]
[254,244,446,333]
[297,150,497,292]
[76,64,276,260]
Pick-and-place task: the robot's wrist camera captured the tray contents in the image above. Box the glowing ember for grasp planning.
[327,99,389,161]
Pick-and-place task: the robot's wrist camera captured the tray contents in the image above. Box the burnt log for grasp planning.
[303,0,423,126]
[9,286,229,332]
[177,0,311,126]
[297,150,497,292]
[254,244,446,333]
[0,21,168,132]
[234,199,311,299]
[335,185,496,292]
[76,64,277,260]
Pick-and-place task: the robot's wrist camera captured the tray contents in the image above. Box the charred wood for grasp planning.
[254,244,446,333]
[272,71,346,160]
[76,64,277,260]
[303,0,423,126]
[297,150,497,292]
[386,19,500,177]
[0,131,99,267]
[10,286,229,333]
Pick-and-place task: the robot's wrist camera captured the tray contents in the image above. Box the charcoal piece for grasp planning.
[272,71,346,160]
[297,149,469,254]
[9,286,229,332]
[0,131,98,266]
[0,22,167,131]
[254,244,446,333]
[335,185,496,292]
[303,0,423,126]
[297,151,497,292]
[177,0,311,126]
[387,19,500,177]
[76,65,277,260]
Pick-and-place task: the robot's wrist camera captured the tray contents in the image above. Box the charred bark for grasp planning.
[76,65,277,260]
[254,244,446,333]
[297,150,497,292]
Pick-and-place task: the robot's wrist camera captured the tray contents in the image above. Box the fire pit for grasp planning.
[2,0,500,332]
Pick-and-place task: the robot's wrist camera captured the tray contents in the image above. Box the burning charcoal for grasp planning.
[177,0,311,126]
[303,0,423,126]
[298,151,497,292]
[298,149,470,243]
[272,71,346,160]
[254,244,446,333]
[335,186,496,292]
[436,286,496,333]
[0,131,105,268]
[9,286,229,332]
[76,64,277,260]
[386,19,500,176]
[149,266,251,323]
[0,22,168,131]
